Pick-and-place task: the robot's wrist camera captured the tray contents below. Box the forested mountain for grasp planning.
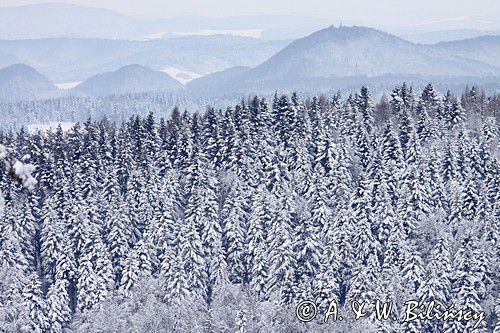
[186,26,500,94]
[74,65,183,97]
[0,83,498,332]
[245,26,498,81]
[0,64,56,102]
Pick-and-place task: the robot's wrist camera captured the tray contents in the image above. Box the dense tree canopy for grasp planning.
[0,84,498,332]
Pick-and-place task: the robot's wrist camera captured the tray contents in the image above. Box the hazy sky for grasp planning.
[1,0,499,25]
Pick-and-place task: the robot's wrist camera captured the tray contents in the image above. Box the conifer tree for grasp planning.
[445,234,487,332]
[357,86,375,134]
[46,278,71,333]
[350,173,379,265]
[221,177,247,284]
[247,184,271,300]
[22,273,49,333]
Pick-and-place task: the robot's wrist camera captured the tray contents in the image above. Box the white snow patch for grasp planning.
[142,31,169,40]
[12,161,37,190]
[160,66,203,85]
[0,144,37,190]
[55,81,81,90]
[173,29,264,39]
[27,122,75,133]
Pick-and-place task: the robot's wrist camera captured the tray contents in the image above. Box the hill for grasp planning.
[196,26,499,93]
[0,63,56,101]
[74,64,183,96]
[249,26,498,80]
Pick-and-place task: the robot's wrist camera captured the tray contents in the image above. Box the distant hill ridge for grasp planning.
[74,64,183,96]
[0,63,56,101]
[1,26,499,100]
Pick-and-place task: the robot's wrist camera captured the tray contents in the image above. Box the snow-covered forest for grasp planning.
[0,93,217,128]
[0,84,498,332]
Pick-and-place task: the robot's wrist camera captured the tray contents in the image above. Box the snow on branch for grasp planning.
[0,144,37,190]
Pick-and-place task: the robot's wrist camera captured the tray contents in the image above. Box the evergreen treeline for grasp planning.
[0,92,222,128]
[0,84,498,332]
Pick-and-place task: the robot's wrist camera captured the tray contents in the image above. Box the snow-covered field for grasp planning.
[55,81,81,90]
[173,29,264,38]
[142,28,264,40]
[26,121,75,133]
[160,66,203,84]
[142,31,169,40]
